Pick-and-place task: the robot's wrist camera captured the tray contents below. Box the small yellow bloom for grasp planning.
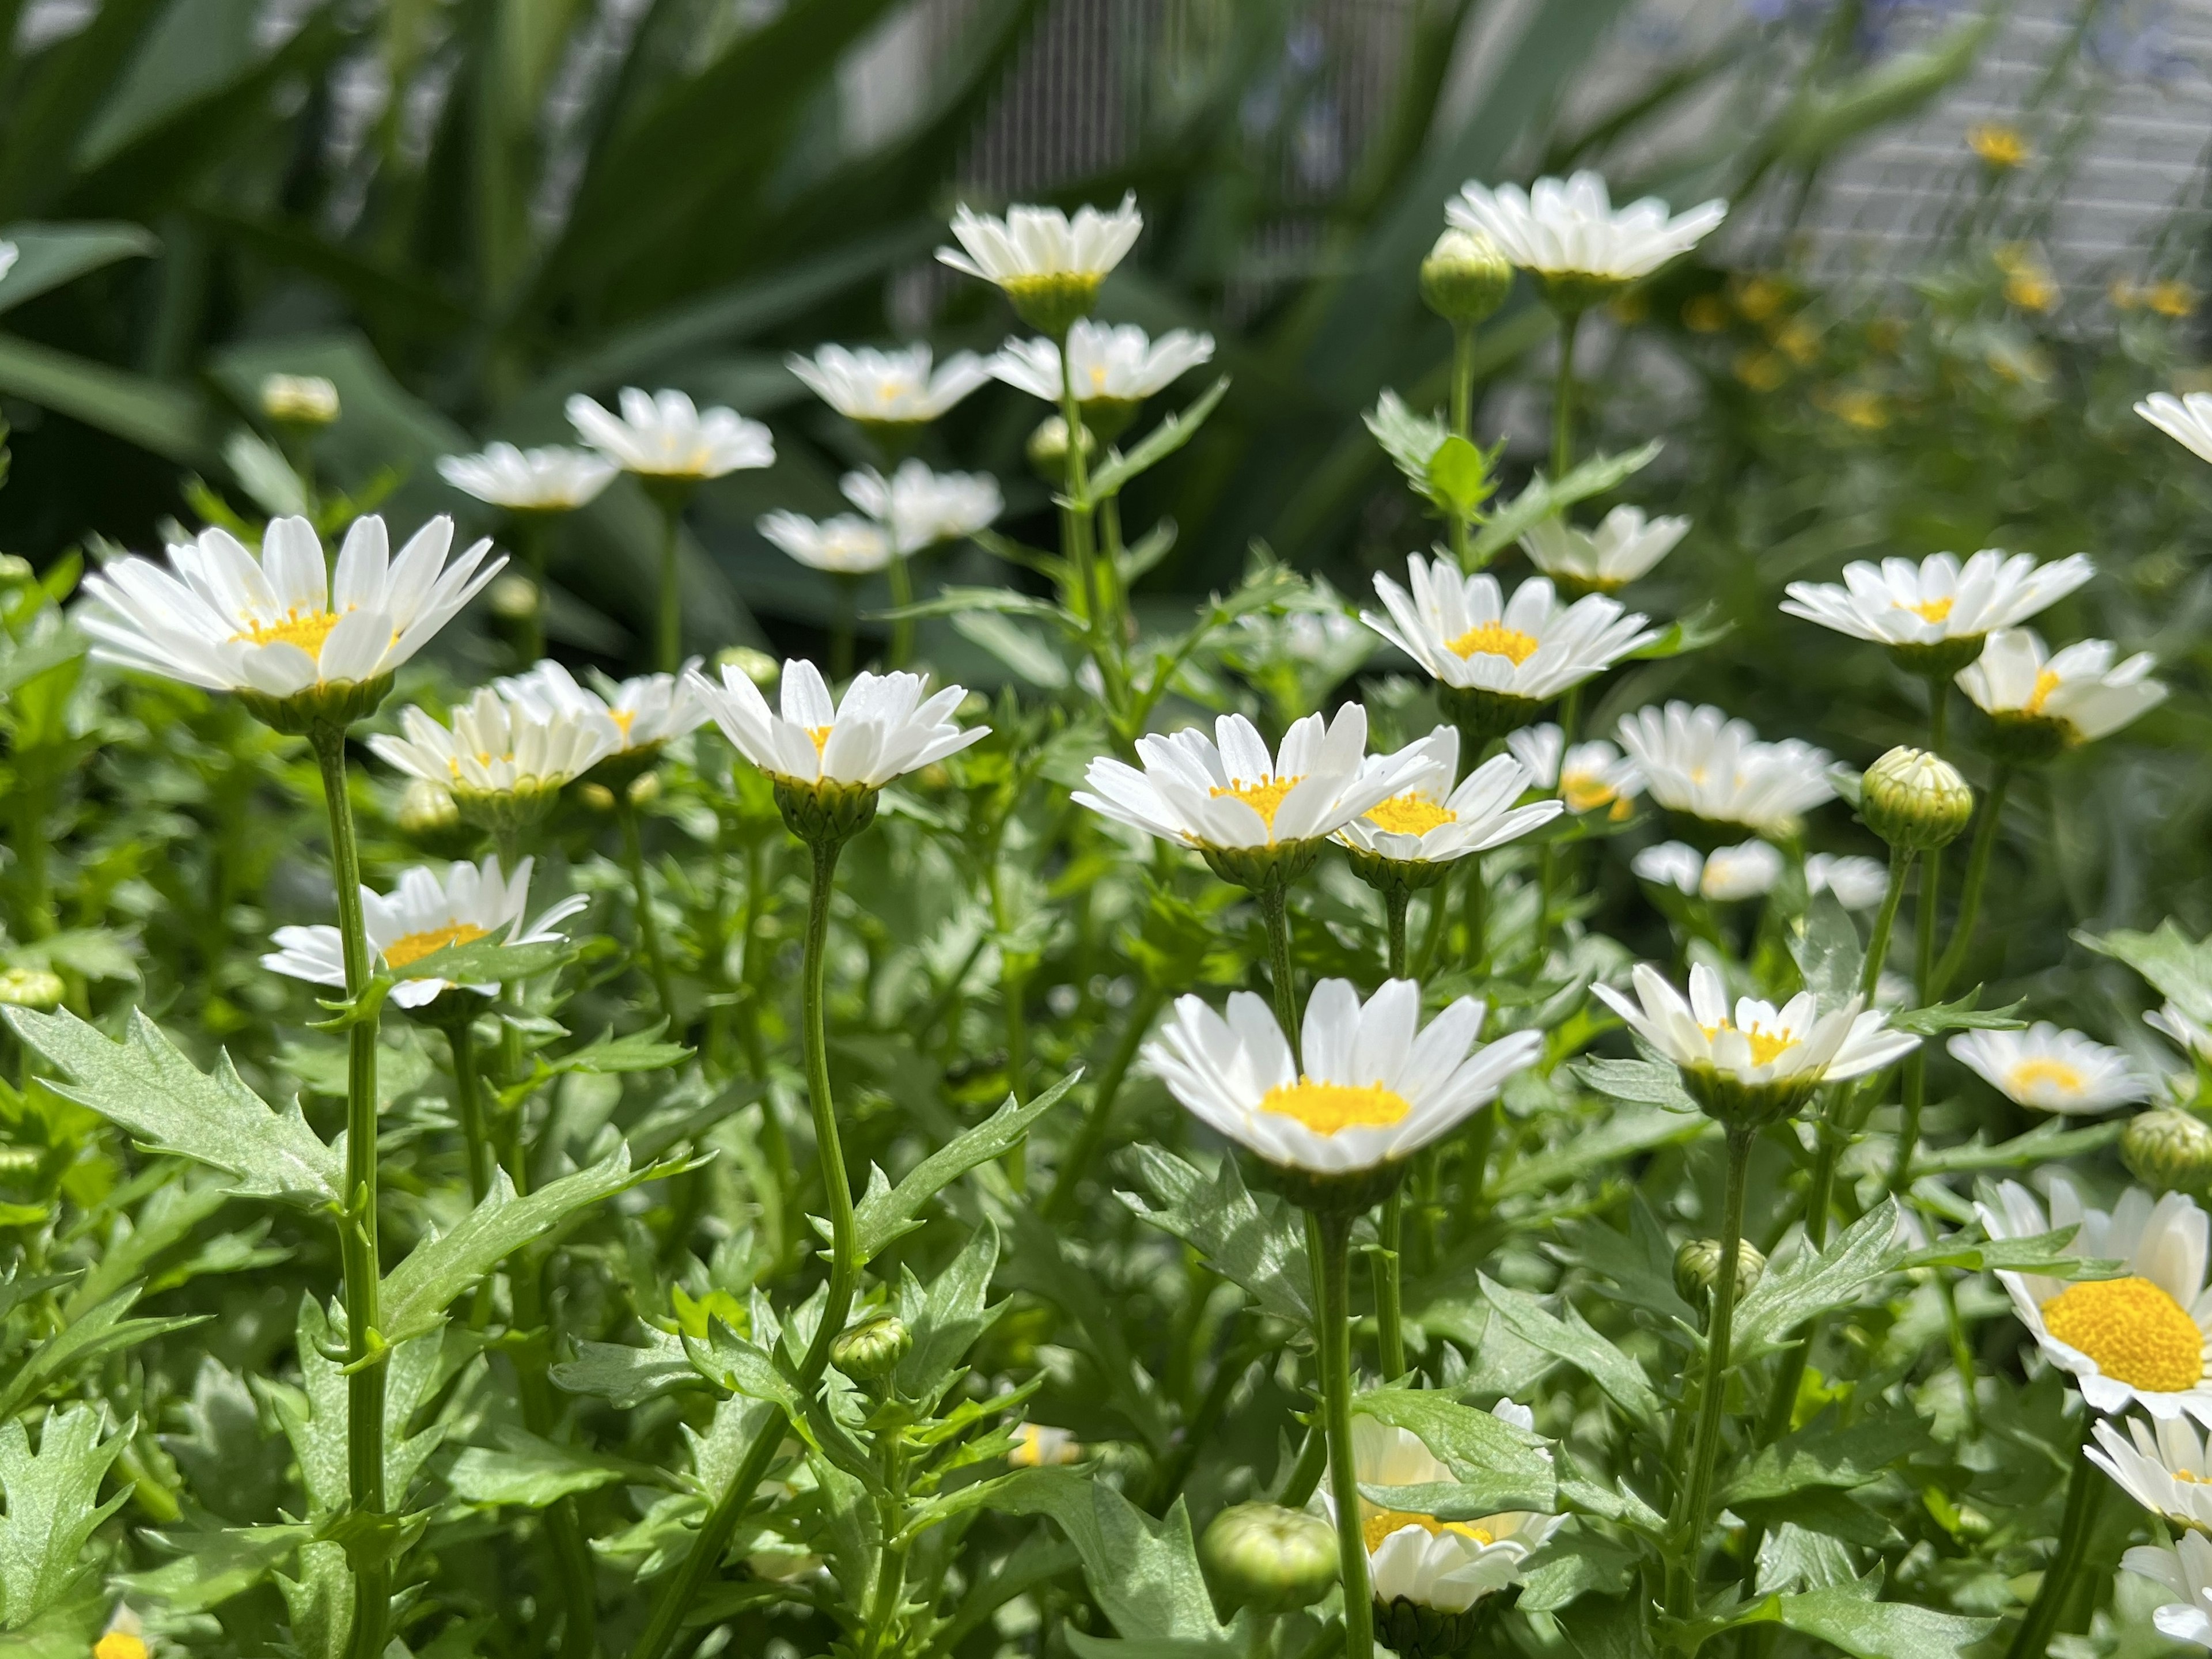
[1830,389,1888,431]
[1733,274,1787,322]
[1967,122,2031,168]
[1773,317,1821,364]
[2111,278,2141,312]
[1733,350,1786,392]
[95,1635,149,1659]
[2147,280,2196,319]
[2005,268,2058,314]
[1681,294,1729,333]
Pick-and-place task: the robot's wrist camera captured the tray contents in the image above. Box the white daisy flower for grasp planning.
[566,388,774,481]
[2150,1004,2212,1062]
[1596,961,1917,1123]
[437,442,617,513]
[1633,840,1782,902]
[1142,977,1543,1177]
[684,658,985,792]
[1614,702,1835,837]
[936,195,1143,331]
[785,343,991,426]
[2139,392,2212,466]
[1956,629,2166,753]
[262,856,587,1009]
[1508,724,1646,819]
[1520,506,1690,594]
[1779,550,2094,674]
[1334,728,1562,872]
[989,321,1215,408]
[1979,1176,2212,1422]
[1447,171,1726,287]
[1631,842,1704,897]
[497,658,705,759]
[1804,853,1889,910]
[78,515,501,713]
[1363,558,1656,736]
[1008,1423,1082,1468]
[1949,1022,2153,1115]
[2090,1415,2212,1531]
[759,512,892,575]
[369,686,620,817]
[840,461,1003,555]
[2124,1532,2212,1649]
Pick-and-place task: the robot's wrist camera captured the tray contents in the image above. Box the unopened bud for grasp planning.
[0,967,65,1010]
[626,770,662,807]
[488,574,540,620]
[715,646,779,687]
[2123,1108,2212,1194]
[0,554,33,586]
[1024,415,1096,484]
[260,373,339,427]
[579,782,616,813]
[831,1314,911,1381]
[1861,747,1973,850]
[1200,1502,1338,1613]
[1421,228,1513,325]
[1675,1237,1765,1304]
[397,779,459,836]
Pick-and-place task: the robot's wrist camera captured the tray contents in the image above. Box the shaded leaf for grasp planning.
[1116,1145,1312,1327]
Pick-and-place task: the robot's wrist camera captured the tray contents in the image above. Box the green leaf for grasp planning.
[1477,1274,1661,1420]
[1116,1145,1312,1327]
[0,1285,203,1421]
[1623,602,1734,661]
[1365,390,1449,493]
[952,611,1070,690]
[1791,890,1865,1007]
[0,1405,132,1631]
[0,331,211,465]
[1351,1387,1557,1514]
[1085,377,1230,502]
[0,222,159,319]
[1910,1119,2120,1176]
[387,934,575,986]
[1732,1203,1908,1359]
[1903,1222,2115,1279]
[2078,920,2212,1022]
[1495,1102,1710,1199]
[1571,1060,1697,1113]
[1728,1585,1995,1659]
[1770,6,2001,166]
[446,1428,630,1509]
[7,1007,343,1206]
[546,1024,692,1075]
[1467,442,1662,563]
[893,1222,1002,1406]
[551,1330,698,1407]
[1885,991,2026,1037]
[118,1524,311,1614]
[1722,1409,1934,1505]
[852,1073,1075,1260]
[1423,434,1494,517]
[1516,1528,1637,1613]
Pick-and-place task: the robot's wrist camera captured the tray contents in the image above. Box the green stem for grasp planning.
[514,513,548,664]
[1384,889,1410,979]
[1889,846,1942,1192]
[1100,495,1129,642]
[1462,856,1487,975]
[1667,1126,1754,1628]
[615,796,678,1029]
[1313,1208,1374,1659]
[832,575,858,683]
[310,725,388,1659]
[1862,848,1914,1003]
[512,1243,599,1658]
[656,497,683,676]
[1056,341,1125,712]
[1258,884,1302,1069]
[448,1009,495,1205]
[1374,1190,1407,1378]
[887,550,915,671]
[1933,766,2010,998]
[2005,1417,2106,1659]
[1276,1423,1329,1509]
[1043,986,1165,1221]
[1449,320,1477,568]
[1412,881,1449,979]
[859,1435,910,1659]
[1552,308,1584,482]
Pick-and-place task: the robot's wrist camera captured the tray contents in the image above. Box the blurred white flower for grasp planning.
[840,460,1002,554]
[1335,728,1562,867]
[370,685,619,802]
[1781,550,2093,656]
[685,660,985,790]
[437,443,617,513]
[1448,171,1725,283]
[1804,853,1888,910]
[2139,391,2212,465]
[1633,839,1781,901]
[498,659,705,757]
[2100,1416,2212,1533]
[1615,702,1835,836]
[937,195,1142,293]
[1520,506,1689,593]
[758,512,892,575]
[2149,1003,2212,1060]
[1508,724,1645,817]
[2123,1531,2212,1649]
[786,343,991,424]
[1363,558,1656,702]
[990,321,1214,404]
[566,388,774,480]
[1957,629,2165,746]
[0,242,17,285]
[1949,1022,2152,1114]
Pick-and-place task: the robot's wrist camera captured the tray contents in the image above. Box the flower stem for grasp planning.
[1933,764,2010,999]
[1258,882,1302,1069]
[1462,856,1487,975]
[1313,1207,1374,1659]
[1043,984,1164,1221]
[1552,308,1583,482]
[655,496,683,676]
[1449,321,1477,568]
[832,574,858,682]
[1373,1189,1407,1378]
[887,548,915,671]
[2005,1415,2107,1659]
[614,794,678,1029]
[1383,889,1410,979]
[1862,847,1914,1003]
[448,1009,495,1205]
[1667,1124,1754,1627]
[514,513,548,665]
[1889,847,1942,1192]
[310,724,388,1659]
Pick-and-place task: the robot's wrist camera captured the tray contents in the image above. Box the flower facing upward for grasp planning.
[2139,392,2212,465]
[1520,506,1690,594]
[758,512,892,575]
[566,388,775,481]
[685,658,984,794]
[840,461,1003,555]
[1979,1176,2212,1422]
[1957,629,2166,759]
[785,343,991,427]
[1780,550,2094,676]
[1949,1023,2152,1115]
[1613,702,1835,837]
[1363,558,1656,738]
[1596,962,1916,1126]
[78,515,502,729]
[2091,1415,2212,1531]
[437,443,617,513]
[1334,728,1562,880]
[1508,724,1645,818]
[937,195,1144,334]
[990,321,1215,421]
[370,686,619,828]
[1632,839,1782,902]
[1143,977,1543,1181]
[1448,172,1726,301]
[263,856,586,1009]
[497,658,705,760]
[2124,1532,2212,1649]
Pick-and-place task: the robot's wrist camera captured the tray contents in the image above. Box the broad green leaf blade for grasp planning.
[1116,1145,1312,1327]
[446,1429,630,1509]
[6,1007,343,1206]
[1478,1274,1661,1421]
[551,1330,697,1407]
[117,1524,311,1615]
[853,1073,1076,1261]
[893,1222,1002,1406]
[0,222,158,317]
[1351,1387,1557,1514]
[0,332,210,464]
[547,1024,692,1075]
[2078,920,2212,1022]
[0,1405,131,1631]
[389,934,575,985]
[1722,1410,1934,1505]
[1732,1586,1996,1658]
[1912,1120,2120,1176]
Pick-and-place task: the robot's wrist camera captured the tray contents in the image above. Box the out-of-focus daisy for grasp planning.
[2124,1531,2212,1649]
[1979,1176,2212,1422]
[1632,839,1782,902]
[261,373,339,427]
[1363,558,1655,740]
[1805,853,1888,910]
[1596,961,1916,1126]
[2091,1415,2212,1531]
[1448,172,1726,302]
[1614,702,1835,838]
[759,512,892,575]
[2150,1003,2212,1062]
[1949,1023,2153,1115]
[1009,1423,1082,1467]
[437,443,617,513]
[1957,629,2166,759]
[785,343,991,430]
[78,516,501,729]
[1780,550,2094,676]
[936,195,1144,334]
[1520,506,1689,596]
[566,388,774,482]
[1508,724,1645,819]
[370,686,619,827]
[990,321,1214,435]
[263,856,586,1008]
[1334,728,1561,887]
[2139,392,2212,465]
[1143,978,1543,1182]
[840,461,1002,555]
[498,659,704,782]
[685,659,984,796]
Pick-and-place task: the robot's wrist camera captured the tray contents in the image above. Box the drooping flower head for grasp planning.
[937,195,1144,334]
[1364,558,1656,741]
[759,512,892,575]
[369,685,619,831]
[1448,171,1726,307]
[1957,629,2165,761]
[840,461,1003,555]
[785,343,991,431]
[566,388,775,483]
[1520,506,1690,596]
[437,443,618,513]
[78,515,502,732]
[1613,702,1835,838]
[2139,391,2212,465]
[1596,962,1916,1127]
[1334,728,1562,892]
[1508,724,1645,819]
[1780,550,2094,677]
[2092,1415,2212,1532]
[263,855,586,1009]
[1949,1023,2153,1115]
[498,658,705,786]
[990,321,1214,437]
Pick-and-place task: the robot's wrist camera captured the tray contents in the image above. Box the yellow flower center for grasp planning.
[2006,1057,2085,1099]
[2024,667,2064,715]
[1900,596,1955,624]
[1700,1024,1798,1067]
[1211,774,1302,831]
[1362,1509,1495,1552]
[1562,773,1616,814]
[1447,622,1539,664]
[611,708,638,741]
[809,725,834,755]
[2040,1275,2204,1393]
[232,607,348,654]
[383,922,490,970]
[1258,1077,1411,1135]
[96,1638,149,1659]
[1365,794,1456,837]
[1088,363,1109,391]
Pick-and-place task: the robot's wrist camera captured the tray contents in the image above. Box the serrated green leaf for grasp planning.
[1910,1118,2120,1175]
[1571,1060,1698,1113]
[1423,434,1493,516]
[1722,1409,1934,1505]
[446,1428,629,1509]
[0,1285,203,1421]
[1885,991,2025,1037]
[1351,1387,1556,1514]
[388,934,575,985]
[1478,1274,1660,1420]
[1085,377,1229,502]
[547,1024,692,1075]
[1495,1102,1710,1199]
[1467,441,1662,563]
[0,1405,131,1631]
[1732,1202,1907,1360]
[893,1222,1002,1406]
[551,1329,698,1407]
[2078,920,2212,1022]
[852,1073,1075,1260]
[1728,1585,1995,1658]
[1116,1145,1312,1327]
[118,1524,310,1614]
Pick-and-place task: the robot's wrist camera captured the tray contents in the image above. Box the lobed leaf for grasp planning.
[0,1405,132,1630]
[1116,1145,1312,1327]
[1351,1386,1557,1513]
[853,1073,1075,1260]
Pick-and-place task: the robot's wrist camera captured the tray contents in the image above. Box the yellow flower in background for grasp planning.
[1828,389,1889,430]
[1733,274,1786,321]
[1774,317,1821,363]
[1683,294,1729,332]
[2147,281,2196,319]
[2008,269,2058,313]
[1734,350,1785,391]
[1968,122,2031,168]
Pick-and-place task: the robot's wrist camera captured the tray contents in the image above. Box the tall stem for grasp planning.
[655,497,683,676]
[1551,308,1584,482]
[1449,321,1476,567]
[514,513,548,665]
[1383,889,1410,979]
[1374,1190,1407,1379]
[1933,766,2010,998]
[1055,342,1124,711]
[1889,847,1941,1192]
[615,796,678,1028]
[1043,985,1164,1221]
[887,550,915,671]
[1667,1126,1753,1627]
[2005,1416,2107,1659]
[1313,1209,1374,1659]
[448,1010,495,1204]
[1461,856,1487,975]
[1258,884,1301,1069]
[311,725,388,1659]
[831,575,858,683]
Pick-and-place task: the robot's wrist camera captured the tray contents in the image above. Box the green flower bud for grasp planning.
[235,673,394,737]
[397,779,460,837]
[260,373,340,427]
[1024,415,1096,485]
[1420,228,1513,325]
[774,778,879,848]
[0,555,35,586]
[0,967,66,1010]
[1675,1236,1766,1305]
[1199,1502,1338,1614]
[488,574,540,621]
[715,646,780,687]
[452,778,566,835]
[1199,838,1323,900]
[1860,746,1973,851]
[831,1314,911,1380]
[2122,1108,2212,1194]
